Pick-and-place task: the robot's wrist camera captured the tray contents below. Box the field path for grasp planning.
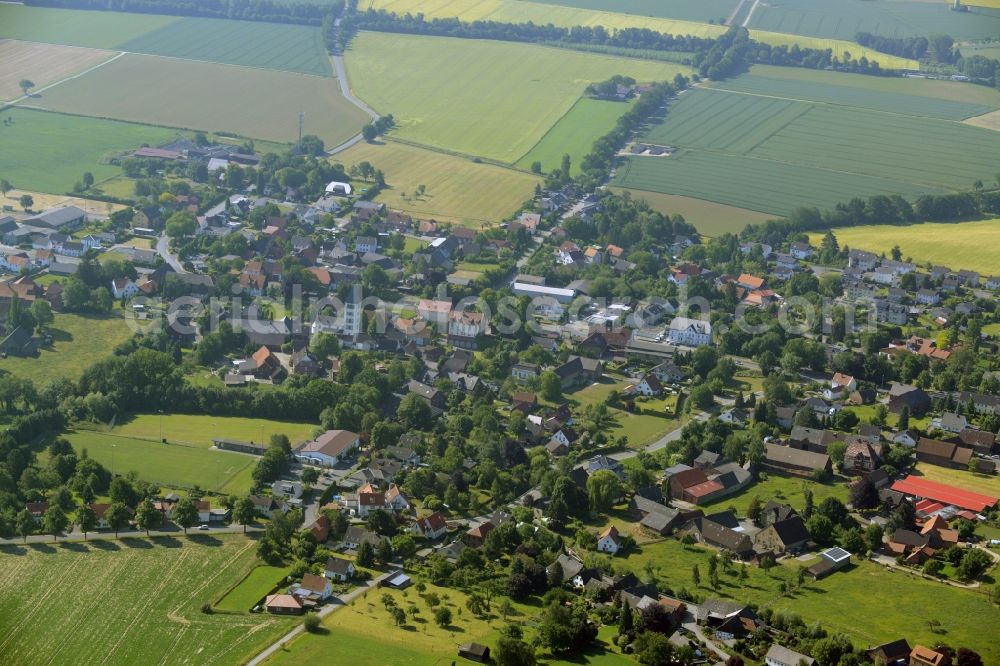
[742,0,762,27]
[327,11,379,156]
[6,49,125,106]
[725,0,747,26]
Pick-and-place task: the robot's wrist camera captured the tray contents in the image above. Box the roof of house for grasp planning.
[910,645,945,665]
[765,443,831,470]
[766,645,815,666]
[769,515,810,547]
[599,525,621,545]
[299,430,359,458]
[299,572,328,593]
[325,557,354,575]
[265,594,302,610]
[916,437,973,465]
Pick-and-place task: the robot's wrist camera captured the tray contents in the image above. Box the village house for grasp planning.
[915,437,974,469]
[412,511,449,540]
[766,644,815,666]
[763,443,832,477]
[596,525,622,555]
[668,317,712,347]
[324,557,355,582]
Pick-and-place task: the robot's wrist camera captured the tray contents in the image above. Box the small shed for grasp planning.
[458,643,490,663]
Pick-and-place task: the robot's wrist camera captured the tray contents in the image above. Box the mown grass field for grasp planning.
[345,32,687,162]
[119,17,332,75]
[615,77,1000,215]
[0,3,178,48]
[746,0,1000,42]
[0,313,134,386]
[564,377,683,448]
[364,0,917,69]
[515,97,632,174]
[61,430,257,494]
[102,413,318,448]
[808,219,1000,276]
[0,40,116,102]
[335,140,541,224]
[215,564,291,612]
[611,188,774,236]
[0,108,177,195]
[0,536,294,666]
[31,53,368,145]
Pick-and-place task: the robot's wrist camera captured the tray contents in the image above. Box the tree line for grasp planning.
[741,185,1000,248]
[24,0,342,25]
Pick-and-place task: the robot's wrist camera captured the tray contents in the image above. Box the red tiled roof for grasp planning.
[892,475,998,513]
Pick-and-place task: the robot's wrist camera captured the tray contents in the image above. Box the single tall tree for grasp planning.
[173,497,199,535]
[233,496,256,534]
[16,508,34,543]
[105,502,131,537]
[76,505,97,541]
[135,499,162,536]
[43,505,69,542]
[19,194,33,212]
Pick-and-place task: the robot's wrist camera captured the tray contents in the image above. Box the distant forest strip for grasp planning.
[23,0,344,25]
[342,11,901,78]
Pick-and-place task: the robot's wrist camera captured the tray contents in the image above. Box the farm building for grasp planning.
[806,547,851,580]
[763,444,831,477]
[890,476,998,513]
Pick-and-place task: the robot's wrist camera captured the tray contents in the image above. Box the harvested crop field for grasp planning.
[29,53,368,145]
[0,39,116,102]
[0,536,293,666]
[336,140,541,224]
[345,31,686,162]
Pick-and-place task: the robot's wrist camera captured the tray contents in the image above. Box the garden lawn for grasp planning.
[771,560,999,663]
[0,108,177,195]
[699,470,850,515]
[0,535,294,666]
[60,430,257,494]
[0,313,133,385]
[119,17,331,75]
[344,32,687,162]
[335,140,541,224]
[263,580,629,665]
[215,564,291,612]
[515,97,634,174]
[98,413,319,448]
[31,53,368,146]
[808,219,1000,277]
[912,463,1000,498]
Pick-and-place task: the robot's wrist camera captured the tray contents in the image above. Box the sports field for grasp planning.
[335,141,541,224]
[515,97,632,174]
[30,54,369,146]
[0,108,177,194]
[106,413,318,448]
[746,0,1000,42]
[0,4,330,75]
[0,313,135,386]
[614,77,1000,215]
[611,188,774,235]
[0,40,116,102]
[364,0,917,69]
[118,17,332,75]
[0,536,294,666]
[62,429,257,494]
[345,32,687,162]
[808,219,1000,277]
